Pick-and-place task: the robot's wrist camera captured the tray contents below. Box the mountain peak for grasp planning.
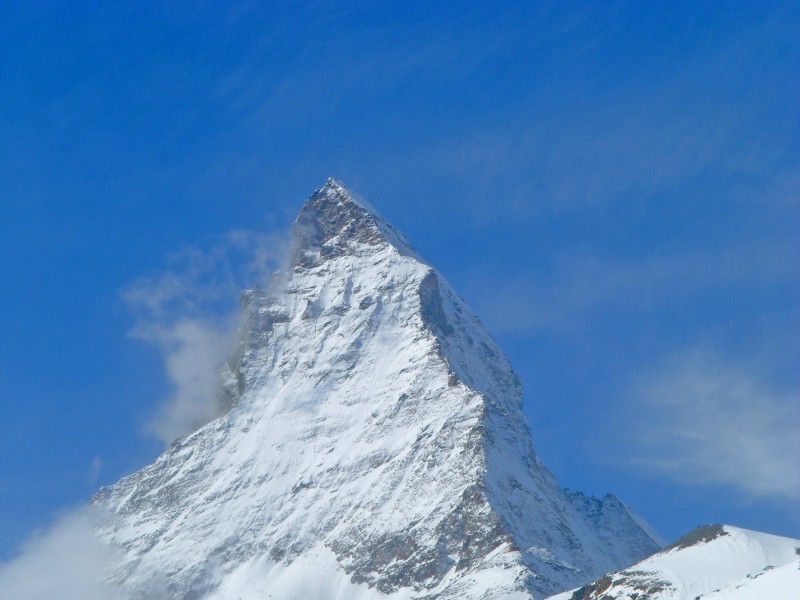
[319,177,377,212]
[291,177,419,268]
[94,181,663,599]
[663,523,727,551]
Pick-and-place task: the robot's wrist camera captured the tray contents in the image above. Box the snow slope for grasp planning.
[548,524,800,599]
[94,179,662,599]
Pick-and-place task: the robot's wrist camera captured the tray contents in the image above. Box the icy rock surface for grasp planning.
[548,524,800,600]
[94,179,662,599]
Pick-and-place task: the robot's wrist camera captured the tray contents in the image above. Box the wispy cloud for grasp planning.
[88,456,102,488]
[0,507,129,600]
[365,12,798,224]
[124,229,288,446]
[467,241,799,335]
[0,228,285,600]
[618,347,800,501]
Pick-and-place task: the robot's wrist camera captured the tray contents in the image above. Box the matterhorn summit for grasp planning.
[93,179,663,599]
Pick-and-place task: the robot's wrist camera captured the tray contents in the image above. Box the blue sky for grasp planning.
[1,1,798,559]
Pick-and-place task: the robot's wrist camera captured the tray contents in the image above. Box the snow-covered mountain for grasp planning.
[93,179,664,599]
[548,524,800,600]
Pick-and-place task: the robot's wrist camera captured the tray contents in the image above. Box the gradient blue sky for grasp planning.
[1,1,798,558]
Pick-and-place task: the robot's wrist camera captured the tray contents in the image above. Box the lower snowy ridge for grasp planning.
[548,524,800,600]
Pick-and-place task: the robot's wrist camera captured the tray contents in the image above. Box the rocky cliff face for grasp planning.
[94,179,662,599]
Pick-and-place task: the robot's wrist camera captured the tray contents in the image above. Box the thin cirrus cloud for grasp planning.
[366,13,797,223]
[389,72,792,221]
[123,229,289,446]
[467,240,798,336]
[618,347,800,502]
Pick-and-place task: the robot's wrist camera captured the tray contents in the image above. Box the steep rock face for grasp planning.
[94,179,662,599]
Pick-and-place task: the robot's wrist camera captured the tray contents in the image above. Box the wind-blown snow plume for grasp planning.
[123,229,288,446]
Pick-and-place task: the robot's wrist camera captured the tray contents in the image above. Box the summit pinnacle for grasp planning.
[292,178,418,268]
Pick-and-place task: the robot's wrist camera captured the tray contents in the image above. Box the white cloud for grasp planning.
[620,347,800,501]
[124,229,289,446]
[0,508,128,600]
[0,228,288,597]
[137,317,234,445]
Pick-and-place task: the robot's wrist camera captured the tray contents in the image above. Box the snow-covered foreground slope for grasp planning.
[94,179,662,599]
[548,524,800,600]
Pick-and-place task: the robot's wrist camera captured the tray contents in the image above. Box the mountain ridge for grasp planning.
[547,524,800,600]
